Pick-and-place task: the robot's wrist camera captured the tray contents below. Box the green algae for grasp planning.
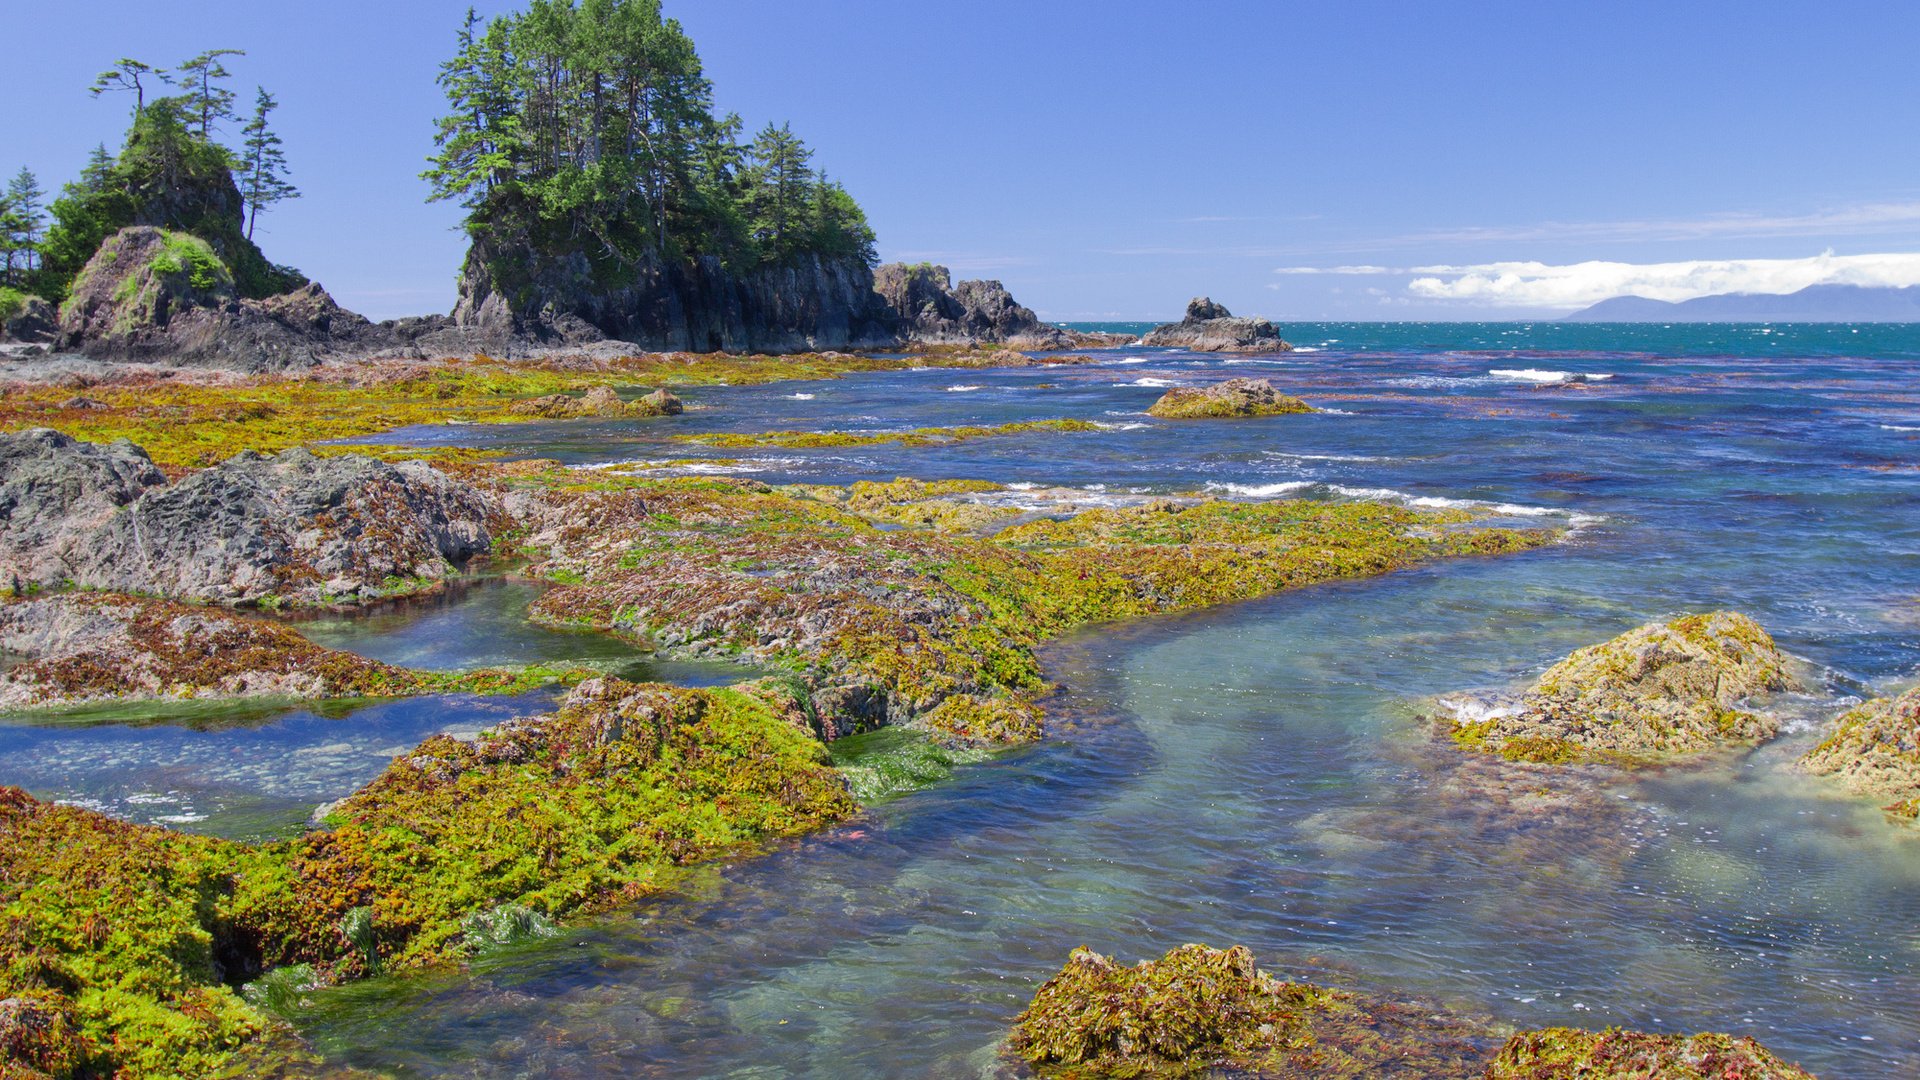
[1801,685,1920,821]
[1484,1026,1817,1079]
[828,727,993,804]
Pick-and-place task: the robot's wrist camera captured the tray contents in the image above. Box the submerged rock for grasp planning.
[0,592,430,709]
[1146,377,1314,419]
[1801,686,1920,820]
[0,430,494,605]
[1444,612,1798,765]
[1140,297,1293,353]
[1485,1027,1817,1079]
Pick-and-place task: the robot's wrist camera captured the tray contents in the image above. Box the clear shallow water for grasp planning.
[13,323,1920,1075]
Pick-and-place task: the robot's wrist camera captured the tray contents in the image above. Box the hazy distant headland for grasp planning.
[1563,283,1920,323]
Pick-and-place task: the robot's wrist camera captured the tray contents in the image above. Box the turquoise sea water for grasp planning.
[4,322,1919,1076]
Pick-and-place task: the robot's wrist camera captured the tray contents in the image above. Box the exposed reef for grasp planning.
[0,429,493,605]
[507,384,683,419]
[1140,297,1293,353]
[1146,377,1314,419]
[1009,945,1818,1079]
[1441,612,1798,765]
[1801,686,1920,820]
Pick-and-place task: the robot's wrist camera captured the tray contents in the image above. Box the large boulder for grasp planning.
[1801,686,1920,820]
[507,384,684,420]
[1141,296,1293,353]
[0,431,494,605]
[0,292,57,344]
[1443,612,1799,764]
[55,226,395,372]
[1147,377,1314,419]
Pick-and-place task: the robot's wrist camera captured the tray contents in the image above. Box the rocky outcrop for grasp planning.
[1147,377,1314,419]
[0,592,428,709]
[869,263,1111,350]
[1443,612,1799,764]
[1010,944,1818,1079]
[0,430,493,605]
[55,227,396,373]
[1801,686,1920,820]
[508,384,685,419]
[1,293,56,344]
[1141,297,1293,353]
[452,238,900,354]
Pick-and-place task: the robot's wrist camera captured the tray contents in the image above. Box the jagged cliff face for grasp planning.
[452,241,901,354]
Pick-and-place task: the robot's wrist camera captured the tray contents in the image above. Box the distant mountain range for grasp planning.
[1563,284,1920,323]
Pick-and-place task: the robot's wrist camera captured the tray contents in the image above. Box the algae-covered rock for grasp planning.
[1009,944,1498,1078]
[509,385,685,419]
[0,433,495,606]
[0,592,433,710]
[234,677,857,972]
[1140,297,1293,353]
[1146,377,1314,419]
[1801,686,1920,820]
[1446,612,1798,765]
[1484,1026,1817,1079]
[0,787,267,1078]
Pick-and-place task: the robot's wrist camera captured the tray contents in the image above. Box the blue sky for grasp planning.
[9,0,1920,321]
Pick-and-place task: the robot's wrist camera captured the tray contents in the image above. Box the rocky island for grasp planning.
[1141,297,1294,353]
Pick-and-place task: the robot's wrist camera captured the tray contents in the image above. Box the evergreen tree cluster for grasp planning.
[7,50,301,303]
[424,0,877,276]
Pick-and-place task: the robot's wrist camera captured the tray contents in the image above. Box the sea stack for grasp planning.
[1141,297,1293,353]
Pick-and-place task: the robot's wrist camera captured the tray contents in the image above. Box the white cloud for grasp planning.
[1403,252,1920,309]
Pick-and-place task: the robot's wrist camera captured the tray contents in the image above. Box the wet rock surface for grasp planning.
[1801,685,1920,819]
[1441,611,1798,764]
[0,430,494,605]
[1141,297,1293,353]
[507,384,684,419]
[1146,376,1315,419]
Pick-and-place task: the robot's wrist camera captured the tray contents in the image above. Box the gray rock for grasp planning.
[0,431,495,605]
[1141,297,1293,353]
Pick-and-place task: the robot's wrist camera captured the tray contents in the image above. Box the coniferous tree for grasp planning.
[741,123,813,261]
[175,49,246,140]
[0,169,46,286]
[239,87,299,240]
[88,59,170,117]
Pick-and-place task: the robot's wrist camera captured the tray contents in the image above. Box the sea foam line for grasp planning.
[1205,481,1601,526]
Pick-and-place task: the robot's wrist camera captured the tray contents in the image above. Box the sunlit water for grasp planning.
[5,323,1920,1075]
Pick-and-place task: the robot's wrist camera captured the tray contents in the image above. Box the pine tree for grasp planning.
[239,87,299,240]
[743,123,813,261]
[0,168,46,286]
[88,59,170,117]
[77,144,116,192]
[176,49,247,139]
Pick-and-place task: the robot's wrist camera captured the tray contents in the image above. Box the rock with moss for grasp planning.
[0,592,439,710]
[1801,686,1920,820]
[0,432,494,605]
[54,226,390,373]
[1140,297,1293,353]
[1009,944,1500,1078]
[1444,612,1798,765]
[0,288,57,344]
[1147,378,1315,419]
[1484,1027,1817,1079]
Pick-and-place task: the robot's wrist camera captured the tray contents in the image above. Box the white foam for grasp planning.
[1006,481,1040,490]
[1316,407,1356,415]
[1435,692,1523,723]
[1264,451,1385,462]
[1205,481,1601,527]
[1292,346,1322,353]
[785,393,816,400]
[1116,377,1176,388]
[946,385,983,393]
[1489,368,1616,385]
[1208,481,1316,497]
[1881,424,1920,432]
[1095,421,1151,431]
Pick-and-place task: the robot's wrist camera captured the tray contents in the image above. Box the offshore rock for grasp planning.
[871,263,1095,350]
[0,431,493,605]
[56,226,393,373]
[1141,296,1293,353]
[0,592,427,709]
[1444,612,1798,765]
[1146,377,1314,419]
[451,239,899,354]
[1801,685,1920,820]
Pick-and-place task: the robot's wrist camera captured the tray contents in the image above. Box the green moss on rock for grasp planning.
[1146,378,1314,420]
